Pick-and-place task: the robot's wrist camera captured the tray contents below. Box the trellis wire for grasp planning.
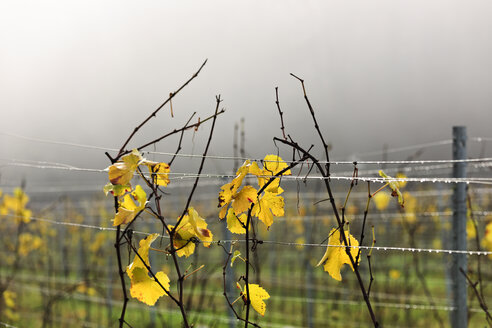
[2,131,492,165]
[3,157,492,180]
[275,211,492,223]
[6,214,492,256]
[3,160,492,185]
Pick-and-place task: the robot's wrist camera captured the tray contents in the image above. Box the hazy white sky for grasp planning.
[1,0,492,186]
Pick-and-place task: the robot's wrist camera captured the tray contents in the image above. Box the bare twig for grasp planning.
[115,225,129,328]
[466,192,491,325]
[290,73,331,174]
[356,182,371,265]
[467,192,485,300]
[169,112,196,166]
[367,226,376,298]
[274,87,287,140]
[120,109,224,157]
[116,59,208,159]
[173,96,223,232]
[460,267,492,325]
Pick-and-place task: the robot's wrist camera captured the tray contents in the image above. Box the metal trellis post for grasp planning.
[450,126,468,328]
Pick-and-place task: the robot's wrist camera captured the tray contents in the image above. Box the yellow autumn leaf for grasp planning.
[146,161,171,186]
[129,267,170,306]
[173,227,197,257]
[482,221,492,259]
[128,233,158,271]
[231,185,258,215]
[113,185,147,226]
[389,269,401,280]
[403,192,417,223]
[18,233,43,256]
[89,232,108,253]
[108,149,144,185]
[250,155,290,193]
[126,234,170,305]
[317,228,360,281]
[263,154,291,176]
[252,189,284,228]
[76,283,97,296]
[218,161,257,218]
[171,207,213,257]
[373,192,391,211]
[243,284,270,316]
[226,208,249,234]
[186,207,213,247]
[3,308,19,321]
[1,188,32,222]
[295,237,305,250]
[103,183,131,196]
[3,290,16,308]
[230,250,243,267]
[379,170,404,207]
[395,172,408,189]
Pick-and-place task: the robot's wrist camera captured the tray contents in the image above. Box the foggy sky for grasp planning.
[1,0,492,188]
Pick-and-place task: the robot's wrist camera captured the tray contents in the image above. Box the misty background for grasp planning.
[1,0,492,190]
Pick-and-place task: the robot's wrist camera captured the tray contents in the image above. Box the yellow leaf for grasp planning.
[76,283,97,296]
[230,250,242,266]
[4,308,19,321]
[108,149,144,185]
[218,182,234,219]
[295,237,305,250]
[263,155,291,176]
[18,233,43,256]
[389,269,401,280]
[103,183,131,196]
[250,155,290,193]
[3,290,16,308]
[174,232,196,257]
[482,221,492,259]
[171,207,213,257]
[252,189,284,228]
[373,192,391,211]
[244,284,270,316]
[231,185,258,215]
[226,208,249,234]
[89,232,108,253]
[395,172,408,189]
[379,170,404,207]
[113,185,147,226]
[466,217,477,240]
[146,162,171,186]
[218,161,256,218]
[403,192,417,223]
[129,267,170,306]
[126,234,170,305]
[317,228,359,281]
[186,207,213,247]
[128,233,158,272]
[1,188,31,222]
